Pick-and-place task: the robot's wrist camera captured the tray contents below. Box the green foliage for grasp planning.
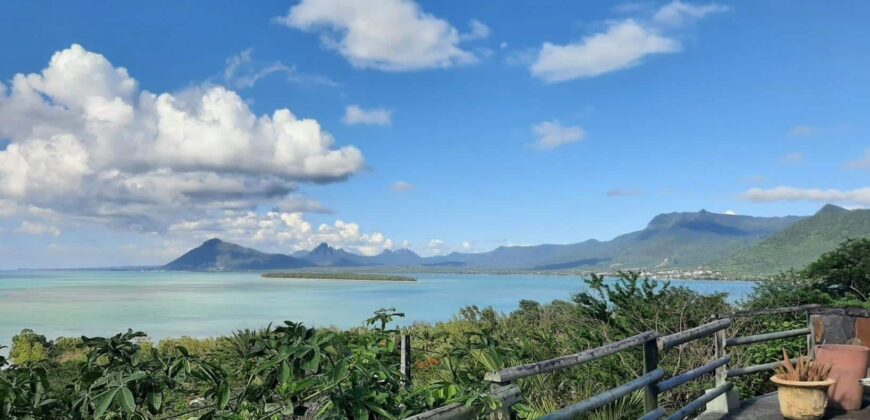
[4,245,868,418]
[802,238,870,301]
[10,329,49,365]
[718,205,870,276]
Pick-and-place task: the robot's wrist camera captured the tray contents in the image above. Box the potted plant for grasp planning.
[770,348,836,420]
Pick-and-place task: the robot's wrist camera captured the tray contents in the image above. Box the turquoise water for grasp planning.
[0,271,756,346]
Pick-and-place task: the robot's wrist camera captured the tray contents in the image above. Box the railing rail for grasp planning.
[484,330,659,383]
[405,304,833,419]
[657,319,731,350]
[403,384,522,420]
[539,369,664,420]
[725,328,810,347]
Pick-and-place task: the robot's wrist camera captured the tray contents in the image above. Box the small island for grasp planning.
[262,272,417,282]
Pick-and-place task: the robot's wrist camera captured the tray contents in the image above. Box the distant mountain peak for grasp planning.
[163,238,310,271]
[310,242,337,256]
[816,204,847,216]
[202,238,223,246]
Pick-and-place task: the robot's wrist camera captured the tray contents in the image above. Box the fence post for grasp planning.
[400,334,411,389]
[714,329,727,387]
[643,337,659,413]
[806,309,816,359]
[705,323,739,414]
[489,382,513,420]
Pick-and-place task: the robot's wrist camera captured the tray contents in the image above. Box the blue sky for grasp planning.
[0,0,868,268]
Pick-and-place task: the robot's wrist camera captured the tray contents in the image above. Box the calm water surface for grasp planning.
[0,271,756,345]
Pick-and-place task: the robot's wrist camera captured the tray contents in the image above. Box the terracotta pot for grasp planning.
[814,344,870,411]
[771,376,836,420]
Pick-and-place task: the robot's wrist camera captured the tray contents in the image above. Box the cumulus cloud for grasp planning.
[743,187,870,206]
[342,105,392,126]
[15,221,61,236]
[723,210,736,215]
[530,1,726,82]
[277,0,479,71]
[533,120,586,150]
[170,210,393,255]
[169,210,393,256]
[424,239,447,256]
[391,181,415,192]
[0,44,365,233]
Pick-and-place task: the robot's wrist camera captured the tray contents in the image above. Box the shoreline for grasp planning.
[261,272,417,282]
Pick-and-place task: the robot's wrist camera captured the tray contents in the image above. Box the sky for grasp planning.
[0,0,868,269]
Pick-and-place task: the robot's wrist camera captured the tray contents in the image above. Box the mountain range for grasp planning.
[162,204,869,275]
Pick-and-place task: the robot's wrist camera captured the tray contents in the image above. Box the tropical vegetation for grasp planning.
[1,238,867,419]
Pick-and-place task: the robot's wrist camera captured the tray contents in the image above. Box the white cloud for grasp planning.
[533,120,586,150]
[743,186,870,205]
[653,1,729,26]
[342,105,392,126]
[530,1,727,83]
[460,241,473,252]
[789,124,816,137]
[277,0,479,71]
[224,49,337,89]
[723,210,736,215]
[461,19,491,41]
[169,210,393,256]
[15,221,61,236]
[846,149,870,169]
[425,239,447,256]
[531,20,680,82]
[391,181,415,192]
[781,152,804,164]
[0,44,365,232]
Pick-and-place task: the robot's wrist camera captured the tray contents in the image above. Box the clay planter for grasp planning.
[771,376,836,420]
[814,344,870,411]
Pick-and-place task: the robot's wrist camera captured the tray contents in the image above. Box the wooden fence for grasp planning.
[404,304,826,420]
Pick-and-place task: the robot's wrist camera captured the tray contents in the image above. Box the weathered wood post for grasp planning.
[714,329,727,388]
[401,334,412,389]
[489,382,513,420]
[642,337,659,413]
[806,309,816,359]
[705,320,739,414]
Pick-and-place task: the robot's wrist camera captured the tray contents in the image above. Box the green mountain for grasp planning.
[165,206,858,274]
[163,238,312,271]
[715,205,870,276]
[426,210,803,270]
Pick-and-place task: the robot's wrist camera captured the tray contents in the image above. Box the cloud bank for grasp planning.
[0,44,369,240]
[743,187,870,206]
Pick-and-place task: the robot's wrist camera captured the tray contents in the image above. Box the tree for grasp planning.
[802,238,870,301]
[10,329,49,364]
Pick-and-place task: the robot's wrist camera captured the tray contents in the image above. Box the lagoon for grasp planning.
[0,271,756,346]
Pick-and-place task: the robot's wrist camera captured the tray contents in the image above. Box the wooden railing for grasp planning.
[405,304,831,420]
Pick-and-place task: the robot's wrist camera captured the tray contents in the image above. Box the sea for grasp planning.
[0,270,756,347]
